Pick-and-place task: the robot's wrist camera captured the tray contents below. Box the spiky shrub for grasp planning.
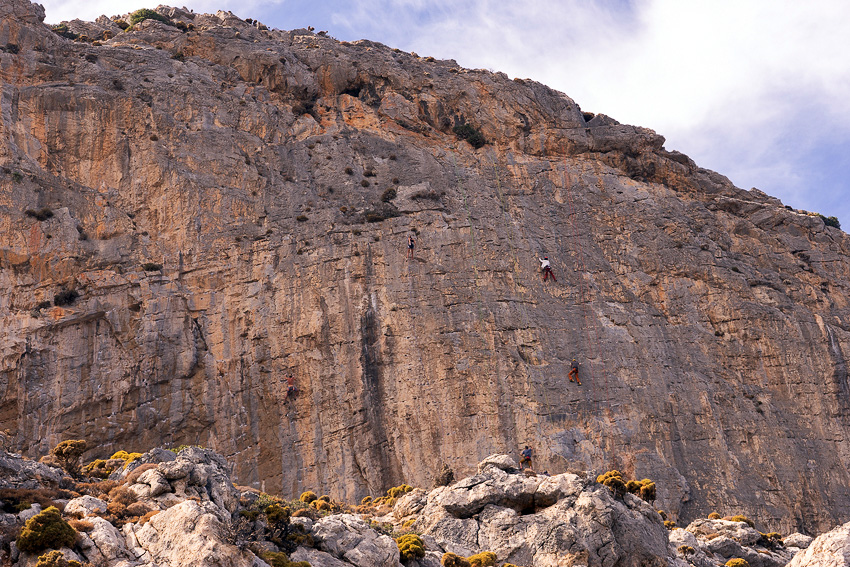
[317,495,330,503]
[467,552,497,567]
[82,459,115,479]
[596,470,626,499]
[725,560,750,567]
[726,515,755,528]
[128,8,171,26]
[677,545,695,556]
[120,452,143,469]
[360,496,372,505]
[664,520,676,530]
[638,480,656,502]
[52,440,86,477]
[260,551,310,567]
[396,534,425,561]
[387,484,413,499]
[265,503,290,524]
[35,550,82,567]
[16,506,77,553]
[441,553,471,567]
[299,491,317,503]
[708,512,721,519]
[311,499,331,512]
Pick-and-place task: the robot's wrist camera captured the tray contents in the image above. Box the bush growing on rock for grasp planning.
[53,289,79,307]
[16,506,77,553]
[467,552,497,566]
[82,459,115,479]
[260,551,310,567]
[433,463,455,487]
[441,551,496,567]
[452,123,486,149]
[299,491,317,503]
[725,515,755,528]
[708,512,721,519]
[35,550,82,567]
[128,8,171,26]
[677,545,695,556]
[442,553,470,567]
[396,533,425,561]
[0,488,73,514]
[664,520,676,530]
[596,470,626,498]
[51,440,87,478]
[725,560,750,567]
[110,450,143,468]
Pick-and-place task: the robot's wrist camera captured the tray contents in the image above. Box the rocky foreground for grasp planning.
[1,448,844,567]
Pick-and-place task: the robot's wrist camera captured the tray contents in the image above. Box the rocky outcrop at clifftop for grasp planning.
[2,0,850,534]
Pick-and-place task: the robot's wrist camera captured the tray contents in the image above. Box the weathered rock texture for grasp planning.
[2,0,850,534]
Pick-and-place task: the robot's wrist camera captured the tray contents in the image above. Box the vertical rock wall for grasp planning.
[1,0,850,534]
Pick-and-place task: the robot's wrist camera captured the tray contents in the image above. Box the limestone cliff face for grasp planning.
[2,0,850,534]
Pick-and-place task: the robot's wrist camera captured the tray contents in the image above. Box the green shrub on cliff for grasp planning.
[51,440,86,478]
[396,533,425,561]
[725,515,755,528]
[82,459,115,479]
[299,491,317,503]
[128,8,171,26]
[260,551,310,567]
[35,550,82,567]
[596,470,626,498]
[440,551,496,567]
[16,506,77,553]
[452,123,486,149]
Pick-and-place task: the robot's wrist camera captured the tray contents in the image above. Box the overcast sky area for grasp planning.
[40,0,850,226]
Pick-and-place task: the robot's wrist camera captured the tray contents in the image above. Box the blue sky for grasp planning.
[41,0,850,227]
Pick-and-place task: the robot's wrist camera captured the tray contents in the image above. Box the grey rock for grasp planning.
[785,532,814,550]
[0,452,62,490]
[291,547,351,567]
[65,495,108,517]
[477,454,518,473]
[787,523,850,567]
[313,514,402,567]
[157,459,193,480]
[18,502,42,522]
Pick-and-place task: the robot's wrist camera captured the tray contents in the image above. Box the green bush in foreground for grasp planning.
[17,506,76,553]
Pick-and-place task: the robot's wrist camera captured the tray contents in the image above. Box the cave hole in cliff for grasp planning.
[341,84,362,98]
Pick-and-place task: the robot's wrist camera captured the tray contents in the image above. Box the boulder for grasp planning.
[65,495,107,517]
[131,500,257,567]
[18,502,42,523]
[477,454,518,473]
[0,452,62,489]
[77,517,132,565]
[785,533,814,550]
[787,522,850,567]
[417,463,669,567]
[312,514,402,567]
